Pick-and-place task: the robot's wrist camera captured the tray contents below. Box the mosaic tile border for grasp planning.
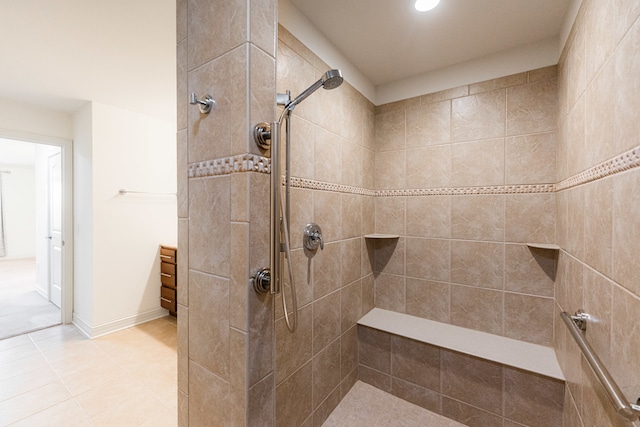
[188,144,640,195]
[556,144,640,191]
[188,154,270,178]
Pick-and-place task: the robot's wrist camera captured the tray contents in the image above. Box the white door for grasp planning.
[48,152,62,308]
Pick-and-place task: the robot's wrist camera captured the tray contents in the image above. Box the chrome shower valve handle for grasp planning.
[189,93,216,114]
[303,223,324,251]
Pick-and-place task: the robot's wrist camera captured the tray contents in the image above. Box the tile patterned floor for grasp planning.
[322,381,466,427]
[0,316,177,426]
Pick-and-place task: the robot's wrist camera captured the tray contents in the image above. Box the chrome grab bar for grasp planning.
[561,311,640,421]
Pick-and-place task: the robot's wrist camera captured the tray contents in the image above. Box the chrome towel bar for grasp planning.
[561,311,640,421]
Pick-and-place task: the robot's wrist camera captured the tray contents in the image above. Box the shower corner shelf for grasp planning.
[365,233,400,239]
[526,243,560,250]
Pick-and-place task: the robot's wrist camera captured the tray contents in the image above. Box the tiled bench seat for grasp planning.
[357,308,565,427]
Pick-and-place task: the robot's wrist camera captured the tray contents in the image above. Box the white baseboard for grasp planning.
[72,307,170,339]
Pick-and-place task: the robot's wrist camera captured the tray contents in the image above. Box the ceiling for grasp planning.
[0,0,175,122]
[290,0,573,86]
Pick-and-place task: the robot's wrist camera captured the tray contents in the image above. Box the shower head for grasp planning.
[285,69,343,111]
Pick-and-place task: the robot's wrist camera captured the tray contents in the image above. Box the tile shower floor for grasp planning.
[0,316,177,426]
[323,381,465,427]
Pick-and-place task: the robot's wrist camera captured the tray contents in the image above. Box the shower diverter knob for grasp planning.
[303,223,324,251]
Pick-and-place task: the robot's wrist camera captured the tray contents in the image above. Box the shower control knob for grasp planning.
[252,268,271,294]
[303,223,324,251]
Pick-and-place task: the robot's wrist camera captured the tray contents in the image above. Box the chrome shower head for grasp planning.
[285,69,343,111]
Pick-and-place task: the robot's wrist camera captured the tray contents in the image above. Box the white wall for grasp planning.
[0,98,72,140]
[73,102,177,336]
[0,164,36,259]
[73,103,94,328]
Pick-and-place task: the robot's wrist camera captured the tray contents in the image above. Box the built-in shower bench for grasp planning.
[358,308,564,380]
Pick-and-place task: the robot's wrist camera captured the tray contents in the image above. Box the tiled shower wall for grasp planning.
[273,26,376,427]
[555,0,640,426]
[372,67,559,346]
[176,0,277,425]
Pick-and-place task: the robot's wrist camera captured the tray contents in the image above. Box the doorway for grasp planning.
[0,135,72,339]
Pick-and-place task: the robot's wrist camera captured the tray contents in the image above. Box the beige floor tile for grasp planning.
[0,334,32,352]
[9,398,90,427]
[0,365,59,403]
[0,353,49,382]
[59,358,129,396]
[0,380,70,426]
[74,374,146,417]
[89,390,164,427]
[139,404,177,427]
[322,381,465,427]
[0,341,40,364]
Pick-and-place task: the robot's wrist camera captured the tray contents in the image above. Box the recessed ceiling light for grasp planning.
[415,0,440,12]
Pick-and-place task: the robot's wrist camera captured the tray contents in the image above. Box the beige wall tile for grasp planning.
[505,193,555,244]
[230,172,249,223]
[391,336,440,391]
[420,85,469,105]
[313,241,342,299]
[375,97,420,115]
[342,140,364,188]
[582,269,612,368]
[177,41,188,132]
[177,219,189,306]
[230,223,249,331]
[406,195,451,239]
[451,138,505,186]
[187,0,247,69]
[177,305,189,393]
[505,132,557,185]
[504,293,554,346]
[507,78,558,136]
[390,378,442,414]
[611,286,640,404]
[406,278,450,323]
[250,0,277,57]
[374,273,405,312]
[289,188,313,250]
[374,150,406,190]
[528,65,557,82]
[375,197,405,236]
[188,46,247,162]
[288,118,315,180]
[312,388,341,427]
[451,241,504,290]
[312,340,341,409]
[340,326,358,382]
[451,195,505,241]
[313,128,343,184]
[313,191,341,244]
[275,304,312,385]
[451,90,506,143]
[373,237,405,276]
[406,101,451,148]
[248,287,273,386]
[341,238,362,286]
[442,397,503,426]
[188,271,230,379]
[441,350,503,414]
[188,176,231,276]
[375,109,405,152]
[341,280,362,333]
[405,238,450,283]
[361,274,375,314]
[229,328,247,425]
[450,285,503,335]
[249,46,276,155]
[469,73,527,95]
[275,361,312,427]
[341,194,362,239]
[612,169,640,295]
[177,0,187,43]
[248,373,274,427]
[358,365,391,392]
[406,145,451,188]
[503,368,564,427]
[584,178,613,278]
[358,326,391,373]
[585,57,615,167]
[188,361,230,426]
[504,244,556,297]
[313,291,341,354]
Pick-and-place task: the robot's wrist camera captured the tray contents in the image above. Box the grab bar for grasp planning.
[561,311,640,421]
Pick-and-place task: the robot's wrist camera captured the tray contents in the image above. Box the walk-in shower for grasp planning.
[252,69,344,332]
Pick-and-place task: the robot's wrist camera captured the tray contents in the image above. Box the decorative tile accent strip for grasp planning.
[287,177,376,196]
[556,144,640,191]
[188,154,270,178]
[375,184,555,197]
